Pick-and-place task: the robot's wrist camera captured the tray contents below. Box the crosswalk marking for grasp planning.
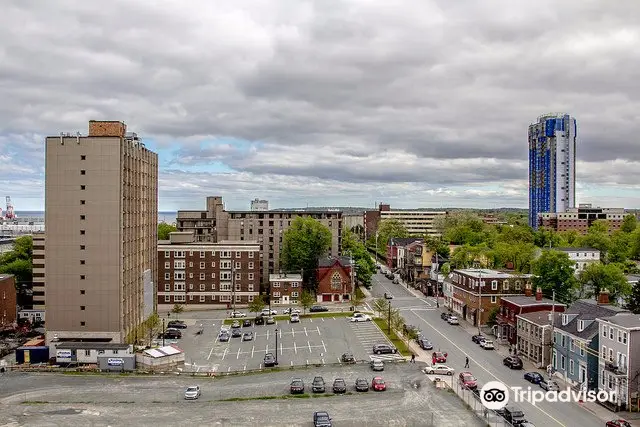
[369,354,405,362]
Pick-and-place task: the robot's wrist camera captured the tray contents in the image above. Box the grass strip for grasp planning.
[373,318,411,357]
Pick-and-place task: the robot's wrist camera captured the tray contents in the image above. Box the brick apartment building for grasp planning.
[316,256,354,303]
[176,197,342,286]
[538,204,628,234]
[269,272,303,305]
[445,269,533,326]
[157,232,260,309]
[0,274,17,326]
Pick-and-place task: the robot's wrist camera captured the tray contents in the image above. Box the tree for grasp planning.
[424,235,450,258]
[578,263,630,303]
[248,295,266,315]
[625,282,640,314]
[621,214,638,233]
[280,217,332,290]
[532,250,577,304]
[372,298,388,318]
[158,222,177,240]
[351,287,365,309]
[608,231,632,264]
[0,258,32,285]
[299,290,315,314]
[575,221,612,259]
[487,307,500,327]
[0,235,33,286]
[342,229,376,287]
[440,263,451,276]
[390,308,404,334]
[171,304,184,314]
[495,225,535,245]
[375,219,409,253]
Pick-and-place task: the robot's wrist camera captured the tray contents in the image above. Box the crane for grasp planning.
[4,196,16,219]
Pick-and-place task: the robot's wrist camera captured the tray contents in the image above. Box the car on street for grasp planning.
[349,313,372,322]
[264,352,278,367]
[290,313,300,323]
[290,378,304,394]
[332,378,347,394]
[371,376,386,391]
[539,379,560,391]
[385,273,394,280]
[312,376,326,393]
[340,352,355,363]
[480,340,494,350]
[310,305,329,312]
[384,292,394,299]
[163,330,182,339]
[231,327,242,338]
[606,420,632,427]
[503,355,524,369]
[502,406,526,425]
[441,312,451,321]
[168,320,187,329]
[355,377,369,392]
[266,316,276,325]
[370,359,384,371]
[524,372,544,384]
[231,320,241,328]
[242,319,252,327]
[447,316,459,325]
[218,332,230,342]
[230,311,246,318]
[261,309,272,316]
[373,343,397,354]
[426,364,455,375]
[471,334,485,344]
[313,411,332,427]
[459,372,478,390]
[417,337,433,350]
[242,331,253,341]
[254,316,265,325]
[432,351,448,364]
[184,385,201,400]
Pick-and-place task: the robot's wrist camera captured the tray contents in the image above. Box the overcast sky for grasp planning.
[1,0,639,212]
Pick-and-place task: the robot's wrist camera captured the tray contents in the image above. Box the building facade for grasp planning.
[538,205,627,234]
[316,256,354,303]
[528,113,577,228]
[517,311,562,369]
[445,269,533,326]
[32,233,45,310]
[386,238,422,270]
[269,273,303,306]
[177,197,342,285]
[250,199,269,211]
[45,120,158,345]
[363,203,447,239]
[157,232,260,310]
[555,247,601,273]
[0,274,17,326]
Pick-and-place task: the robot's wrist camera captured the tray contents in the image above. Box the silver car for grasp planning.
[370,359,384,371]
[184,385,201,400]
[426,364,455,375]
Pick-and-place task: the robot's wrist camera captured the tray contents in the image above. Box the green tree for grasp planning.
[532,250,577,304]
[487,307,500,327]
[621,215,637,233]
[372,297,388,318]
[280,217,332,290]
[624,282,640,314]
[533,228,563,248]
[578,263,630,302]
[342,229,376,287]
[299,290,315,314]
[158,222,177,240]
[440,262,451,276]
[424,235,450,258]
[0,258,32,285]
[575,220,612,259]
[608,231,632,264]
[248,295,266,315]
[171,304,184,314]
[351,287,365,309]
[439,213,492,246]
[495,225,535,245]
[557,230,581,246]
[375,219,409,253]
[632,228,640,260]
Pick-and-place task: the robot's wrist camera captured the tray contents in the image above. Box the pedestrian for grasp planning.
[411,354,416,363]
[464,356,469,368]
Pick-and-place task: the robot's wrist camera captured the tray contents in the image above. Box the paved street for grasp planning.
[370,271,608,427]
[0,364,485,426]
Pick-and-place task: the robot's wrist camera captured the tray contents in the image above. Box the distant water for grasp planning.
[16,211,178,224]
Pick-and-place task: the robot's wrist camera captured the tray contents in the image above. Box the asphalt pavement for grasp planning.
[370,271,609,427]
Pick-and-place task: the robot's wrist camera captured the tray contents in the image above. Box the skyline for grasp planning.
[1,1,639,211]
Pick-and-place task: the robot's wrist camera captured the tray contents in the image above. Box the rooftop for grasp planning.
[56,342,131,350]
[553,247,600,253]
[0,274,14,281]
[388,237,423,247]
[455,269,532,279]
[318,256,354,268]
[597,314,640,330]
[557,299,629,339]
[501,295,565,307]
[269,273,302,281]
[517,311,562,326]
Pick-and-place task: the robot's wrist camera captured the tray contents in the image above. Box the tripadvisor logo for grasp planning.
[480,380,616,409]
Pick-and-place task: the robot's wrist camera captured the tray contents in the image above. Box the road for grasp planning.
[370,271,604,427]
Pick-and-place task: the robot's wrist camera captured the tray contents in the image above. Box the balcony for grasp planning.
[604,362,627,376]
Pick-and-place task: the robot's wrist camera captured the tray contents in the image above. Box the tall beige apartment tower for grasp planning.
[45,121,158,345]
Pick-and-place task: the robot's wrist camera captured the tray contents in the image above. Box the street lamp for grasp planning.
[275,328,279,364]
[388,301,392,335]
[162,317,165,347]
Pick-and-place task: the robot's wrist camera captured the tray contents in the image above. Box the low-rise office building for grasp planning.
[52,342,133,365]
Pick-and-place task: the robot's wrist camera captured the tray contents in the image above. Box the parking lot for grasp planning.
[174,313,405,373]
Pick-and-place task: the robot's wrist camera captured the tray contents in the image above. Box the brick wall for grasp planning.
[0,275,17,326]
[88,120,127,137]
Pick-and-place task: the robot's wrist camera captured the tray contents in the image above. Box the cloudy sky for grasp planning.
[1,0,639,212]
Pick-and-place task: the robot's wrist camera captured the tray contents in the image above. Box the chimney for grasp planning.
[524,283,532,297]
[535,287,543,301]
[598,289,610,305]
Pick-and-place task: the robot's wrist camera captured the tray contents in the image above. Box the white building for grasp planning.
[556,247,601,273]
[379,209,447,236]
[250,199,269,211]
[53,342,133,364]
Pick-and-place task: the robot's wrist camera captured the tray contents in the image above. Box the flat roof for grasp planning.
[501,295,565,307]
[517,311,562,326]
[269,273,302,281]
[56,342,130,350]
[455,269,532,279]
[598,314,640,330]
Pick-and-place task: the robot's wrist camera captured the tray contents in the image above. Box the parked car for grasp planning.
[503,355,523,369]
[261,309,272,316]
[371,376,386,391]
[606,420,632,427]
[447,316,459,325]
[471,334,485,344]
[290,314,300,323]
[441,312,451,321]
[231,328,242,338]
[539,379,560,391]
[168,320,187,329]
[230,311,246,318]
[332,378,347,394]
[312,376,326,393]
[524,372,544,384]
[340,352,355,363]
[164,328,182,339]
[385,273,394,280]
[503,406,526,425]
[184,385,201,400]
[264,352,278,367]
[254,316,265,325]
[349,313,372,322]
[373,343,397,355]
[242,319,252,327]
[266,316,276,325]
[480,340,494,350]
[218,332,230,342]
[310,306,329,312]
[432,351,448,364]
[313,411,332,427]
[290,378,304,394]
[417,337,433,350]
[459,372,478,390]
[231,320,241,328]
[370,359,384,371]
[355,377,369,392]
[384,292,394,300]
[242,331,254,341]
[426,364,455,375]
[282,308,301,314]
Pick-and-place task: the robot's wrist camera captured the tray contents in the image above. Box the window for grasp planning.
[248,284,254,291]
[165,295,171,302]
[291,291,299,297]
[291,282,299,287]
[174,250,185,258]
[491,280,498,290]
[560,355,565,370]
[248,262,254,269]
[515,280,521,290]
[200,295,205,302]
[81,321,86,326]
[200,251,205,258]
[80,259,85,265]
[189,251,193,256]
[80,229,85,235]
[490,296,497,303]
[84,349,91,356]
[609,327,614,340]
[577,320,584,332]
[174,295,186,302]
[248,295,254,302]
[165,273,170,280]
[235,283,241,291]
[248,273,254,280]
[211,273,216,278]
[189,262,193,268]
[330,271,342,290]
[220,283,232,291]
[80,214,85,220]
[569,339,574,352]
[569,360,574,375]
[80,185,86,190]
[602,326,607,338]
[272,282,281,288]
[623,332,628,344]
[80,169,86,175]
[273,292,281,297]
[221,251,231,258]
[235,261,241,269]
[200,262,205,269]
[189,273,194,278]
[81,155,86,160]
[80,306,85,311]
[165,262,170,269]
[165,283,170,291]
[174,260,185,269]
[199,284,205,291]
[165,251,170,257]
[80,245,85,250]
[236,251,241,258]
[618,330,622,343]
[609,348,613,362]
[235,273,241,280]
[220,260,231,269]
[211,262,216,267]
[579,345,585,357]
[219,295,231,302]
[174,272,185,280]
[602,345,607,359]
[199,273,205,280]
[189,294,194,301]
[174,283,185,291]
[601,371,606,386]
[561,335,566,348]
[80,290,85,295]
[80,275,85,280]
[249,251,254,258]
[503,281,509,291]
[235,295,241,302]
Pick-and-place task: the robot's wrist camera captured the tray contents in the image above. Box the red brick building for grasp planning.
[537,205,627,234]
[269,272,303,305]
[386,238,422,269]
[157,232,260,309]
[0,274,17,326]
[496,287,566,344]
[316,256,354,303]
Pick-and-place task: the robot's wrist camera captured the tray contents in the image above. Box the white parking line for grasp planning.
[290,361,294,367]
[236,348,241,360]
[308,341,312,352]
[280,342,283,355]
[321,358,325,365]
[265,344,269,354]
[221,347,228,360]
[243,365,246,372]
[251,346,255,358]
[279,329,283,338]
[304,327,308,337]
[332,317,335,320]
[321,340,327,353]
[294,342,297,354]
[337,357,342,363]
[316,326,321,335]
[309,318,313,322]
[322,318,325,322]
[227,367,231,372]
[266,330,270,340]
[292,328,295,338]
[207,346,215,360]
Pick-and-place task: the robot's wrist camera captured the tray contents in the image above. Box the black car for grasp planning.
[310,306,329,313]
[373,343,397,355]
[340,352,355,363]
[503,406,526,425]
[167,320,187,329]
[218,332,230,342]
[231,327,242,338]
[524,372,543,384]
[290,378,304,394]
[332,378,347,394]
[313,411,332,427]
[254,316,265,325]
[163,329,182,339]
[242,319,252,327]
[312,376,326,393]
[417,337,433,350]
[441,312,451,321]
[471,334,485,344]
[264,352,278,367]
[504,356,524,370]
[355,378,369,392]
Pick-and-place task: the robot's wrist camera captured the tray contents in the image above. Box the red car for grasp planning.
[606,420,631,427]
[459,372,477,390]
[432,351,448,364]
[371,376,386,391]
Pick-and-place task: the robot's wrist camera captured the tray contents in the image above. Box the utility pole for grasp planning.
[477,268,482,335]
[549,288,556,377]
[349,252,355,306]
[232,260,236,312]
[388,301,391,335]
[375,231,379,266]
